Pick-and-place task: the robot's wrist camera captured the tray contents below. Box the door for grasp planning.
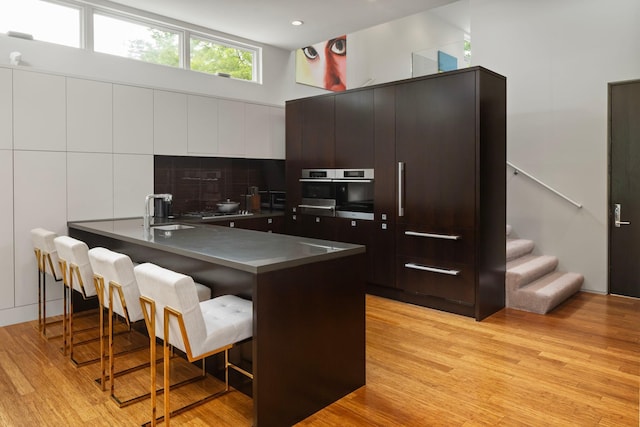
[609,79,640,297]
[395,72,476,228]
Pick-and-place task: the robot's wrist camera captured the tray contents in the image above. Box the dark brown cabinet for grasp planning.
[373,86,396,222]
[285,99,303,234]
[396,72,476,228]
[210,215,285,233]
[295,216,394,288]
[299,214,336,240]
[335,90,374,168]
[392,68,506,320]
[301,96,335,169]
[285,67,506,320]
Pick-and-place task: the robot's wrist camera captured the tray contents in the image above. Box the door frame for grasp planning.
[607,78,640,296]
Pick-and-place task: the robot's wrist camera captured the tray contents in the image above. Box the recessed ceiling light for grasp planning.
[291,20,304,26]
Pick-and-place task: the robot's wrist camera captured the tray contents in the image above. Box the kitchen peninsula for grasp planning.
[68,218,366,427]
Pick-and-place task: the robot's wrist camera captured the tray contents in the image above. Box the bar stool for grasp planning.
[30,228,64,339]
[88,247,150,406]
[54,235,100,366]
[136,262,253,426]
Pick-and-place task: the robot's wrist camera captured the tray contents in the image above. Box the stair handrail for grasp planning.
[507,161,583,209]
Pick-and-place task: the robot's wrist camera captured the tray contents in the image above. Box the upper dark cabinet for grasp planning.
[335,90,374,168]
[301,96,335,169]
[395,71,476,228]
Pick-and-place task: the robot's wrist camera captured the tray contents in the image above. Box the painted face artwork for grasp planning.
[296,36,347,91]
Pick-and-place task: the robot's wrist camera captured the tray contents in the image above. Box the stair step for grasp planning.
[506,238,534,261]
[509,271,584,314]
[506,255,559,291]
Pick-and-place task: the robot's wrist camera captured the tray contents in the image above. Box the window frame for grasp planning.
[188,31,261,82]
[2,0,84,48]
[92,9,184,68]
[4,0,262,84]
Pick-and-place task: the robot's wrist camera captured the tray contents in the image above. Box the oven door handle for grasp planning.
[299,178,333,182]
[298,204,336,210]
[332,179,374,183]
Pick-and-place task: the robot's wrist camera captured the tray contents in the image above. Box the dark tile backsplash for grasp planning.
[154,156,285,214]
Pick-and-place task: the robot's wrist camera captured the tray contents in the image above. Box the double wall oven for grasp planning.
[299,168,374,220]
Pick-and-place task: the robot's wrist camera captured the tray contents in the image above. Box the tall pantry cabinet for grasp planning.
[285,67,506,320]
[392,68,506,320]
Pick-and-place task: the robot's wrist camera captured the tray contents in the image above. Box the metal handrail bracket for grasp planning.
[507,161,582,209]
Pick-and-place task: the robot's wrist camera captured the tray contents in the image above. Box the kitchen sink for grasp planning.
[152,224,195,231]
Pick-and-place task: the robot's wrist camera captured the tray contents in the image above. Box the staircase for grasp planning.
[506,225,584,314]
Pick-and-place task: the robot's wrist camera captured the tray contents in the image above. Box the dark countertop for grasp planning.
[68,217,364,274]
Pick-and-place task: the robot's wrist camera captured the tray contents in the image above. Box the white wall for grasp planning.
[281,5,467,99]
[470,0,640,293]
[346,8,467,88]
[0,33,292,106]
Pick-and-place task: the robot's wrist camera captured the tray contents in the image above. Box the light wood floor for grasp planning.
[0,292,637,426]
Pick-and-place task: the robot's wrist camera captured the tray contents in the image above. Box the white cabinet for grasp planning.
[14,150,67,307]
[245,104,285,159]
[270,106,286,159]
[0,151,12,309]
[114,154,153,218]
[113,84,153,154]
[67,78,113,153]
[218,99,245,157]
[245,103,271,159]
[13,70,66,151]
[67,152,113,221]
[0,68,11,150]
[188,95,218,154]
[154,90,188,155]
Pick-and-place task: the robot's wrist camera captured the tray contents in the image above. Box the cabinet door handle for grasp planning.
[398,161,405,217]
[404,263,460,276]
[405,231,461,240]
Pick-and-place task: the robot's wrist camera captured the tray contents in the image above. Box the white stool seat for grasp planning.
[199,295,253,355]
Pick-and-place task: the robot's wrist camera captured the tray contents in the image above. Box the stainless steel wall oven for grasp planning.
[299,168,374,220]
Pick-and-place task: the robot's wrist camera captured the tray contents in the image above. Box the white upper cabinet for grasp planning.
[154,90,188,156]
[245,104,285,159]
[13,70,66,151]
[218,99,245,157]
[188,95,219,154]
[245,103,271,159]
[67,78,113,153]
[270,106,286,159]
[113,84,153,154]
[0,68,11,150]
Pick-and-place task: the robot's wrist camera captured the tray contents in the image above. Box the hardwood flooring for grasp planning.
[0,292,637,426]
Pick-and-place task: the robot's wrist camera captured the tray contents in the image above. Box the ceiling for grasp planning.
[106,0,461,50]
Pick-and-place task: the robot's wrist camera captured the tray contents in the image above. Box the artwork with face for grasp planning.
[296,35,347,91]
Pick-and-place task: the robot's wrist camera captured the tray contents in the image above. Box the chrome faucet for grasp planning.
[144,193,173,231]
